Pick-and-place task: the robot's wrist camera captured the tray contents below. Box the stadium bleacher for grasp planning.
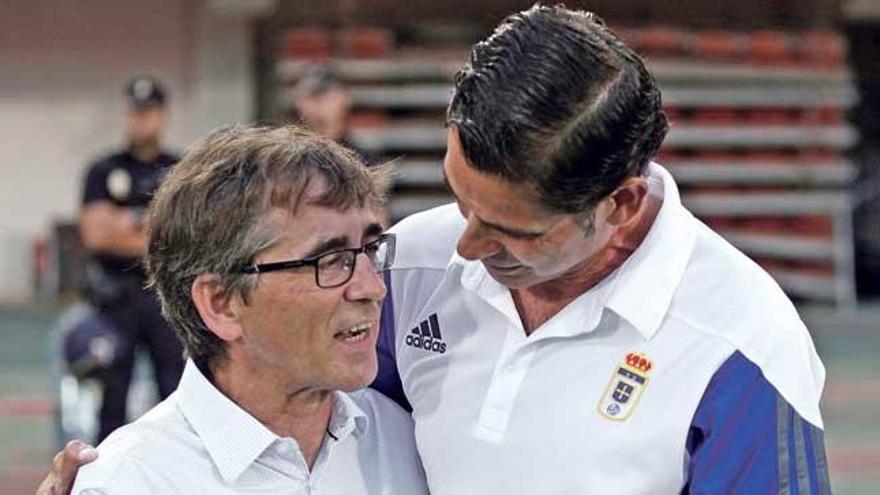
[276,25,858,307]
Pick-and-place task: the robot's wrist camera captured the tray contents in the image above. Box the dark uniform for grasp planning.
[76,77,184,442]
[81,148,184,442]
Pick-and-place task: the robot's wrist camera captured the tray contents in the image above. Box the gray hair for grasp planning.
[145,124,390,366]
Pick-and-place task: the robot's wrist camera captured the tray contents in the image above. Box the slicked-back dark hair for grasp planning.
[447,4,668,214]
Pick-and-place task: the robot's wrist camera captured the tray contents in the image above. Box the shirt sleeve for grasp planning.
[369,271,411,411]
[684,351,832,494]
[82,162,112,205]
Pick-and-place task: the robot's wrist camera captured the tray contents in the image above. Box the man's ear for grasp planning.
[606,176,649,227]
[191,274,243,343]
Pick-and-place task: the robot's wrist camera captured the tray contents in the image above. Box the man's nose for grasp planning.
[345,252,387,302]
[456,215,501,261]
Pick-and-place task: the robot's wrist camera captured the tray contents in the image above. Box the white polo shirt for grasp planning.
[383,163,826,494]
[72,360,428,495]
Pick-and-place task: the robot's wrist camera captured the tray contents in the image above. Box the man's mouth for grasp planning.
[485,261,522,273]
[334,322,374,344]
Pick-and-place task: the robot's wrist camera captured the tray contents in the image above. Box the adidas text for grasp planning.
[405,335,447,354]
[405,313,447,354]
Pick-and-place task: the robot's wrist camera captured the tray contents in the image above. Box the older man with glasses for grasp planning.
[60,124,427,494]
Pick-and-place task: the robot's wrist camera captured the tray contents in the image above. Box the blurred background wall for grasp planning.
[0,0,258,301]
[4,0,880,304]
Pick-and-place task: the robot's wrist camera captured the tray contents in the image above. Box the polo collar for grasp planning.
[604,163,697,340]
[175,360,369,484]
[327,390,369,440]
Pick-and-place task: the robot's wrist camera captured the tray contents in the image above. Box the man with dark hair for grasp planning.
[75,76,184,442]
[447,8,667,218]
[68,125,426,493]
[374,5,830,493]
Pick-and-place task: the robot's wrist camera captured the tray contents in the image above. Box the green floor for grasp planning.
[1,303,879,493]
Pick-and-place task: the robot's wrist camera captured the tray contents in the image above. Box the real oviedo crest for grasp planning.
[598,352,653,421]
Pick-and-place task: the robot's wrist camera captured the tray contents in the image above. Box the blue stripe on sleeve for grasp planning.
[683,351,831,494]
[369,271,411,411]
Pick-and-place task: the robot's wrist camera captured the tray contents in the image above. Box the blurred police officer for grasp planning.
[77,76,184,442]
[292,65,376,166]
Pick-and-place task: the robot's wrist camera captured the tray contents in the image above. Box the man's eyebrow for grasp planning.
[302,236,349,258]
[300,222,384,259]
[363,222,384,238]
[443,167,541,238]
[481,219,543,238]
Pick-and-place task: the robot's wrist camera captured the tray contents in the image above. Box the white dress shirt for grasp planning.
[72,360,428,494]
[383,163,825,494]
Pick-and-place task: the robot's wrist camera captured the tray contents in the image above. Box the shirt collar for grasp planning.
[175,360,369,483]
[451,162,696,341]
[604,162,697,340]
[327,390,369,440]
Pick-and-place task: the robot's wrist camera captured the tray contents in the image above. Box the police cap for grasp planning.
[124,76,168,109]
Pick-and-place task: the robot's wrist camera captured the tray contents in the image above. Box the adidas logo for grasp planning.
[405,313,447,354]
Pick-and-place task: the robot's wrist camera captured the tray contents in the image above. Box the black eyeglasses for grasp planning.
[240,233,396,288]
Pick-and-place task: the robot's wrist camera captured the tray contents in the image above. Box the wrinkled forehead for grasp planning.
[260,201,381,252]
[266,166,378,217]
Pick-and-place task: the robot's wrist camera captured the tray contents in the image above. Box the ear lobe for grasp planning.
[191,274,244,343]
[606,177,649,227]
